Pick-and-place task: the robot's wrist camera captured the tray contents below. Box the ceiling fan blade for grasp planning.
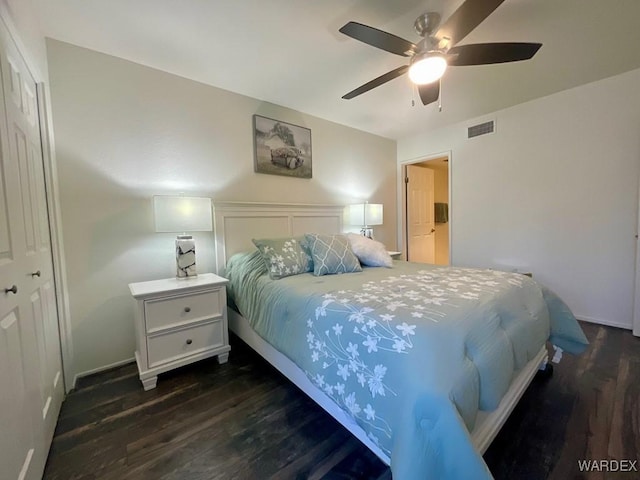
[342,65,409,99]
[448,42,542,66]
[435,0,505,47]
[339,21,416,57]
[418,82,440,106]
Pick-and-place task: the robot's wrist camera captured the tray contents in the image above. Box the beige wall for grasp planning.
[47,40,398,376]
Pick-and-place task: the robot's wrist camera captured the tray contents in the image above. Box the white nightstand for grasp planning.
[129,273,230,390]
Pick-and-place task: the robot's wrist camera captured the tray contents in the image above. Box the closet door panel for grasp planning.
[32,142,51,252]
[13,125,38,259]
[0,149,11,264]
[5,56,22,111]
[31,280,61,438]
[43,280,63,393]
[0,309,35,480]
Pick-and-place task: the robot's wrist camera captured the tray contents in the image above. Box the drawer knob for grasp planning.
[184,307,191,313]
[4,285,18,294]
[186,339,193,345]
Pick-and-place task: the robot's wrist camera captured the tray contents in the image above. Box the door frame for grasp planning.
[0,12,75,390]
[634,178,640,336]
[397,150,452,264]
[36,82,75,389]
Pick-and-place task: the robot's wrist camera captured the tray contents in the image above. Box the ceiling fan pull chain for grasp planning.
[438,78,443,112]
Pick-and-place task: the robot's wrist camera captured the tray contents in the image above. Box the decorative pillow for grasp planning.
[304,233,362,276]
[346,233,393,268]
[252,237,314,280]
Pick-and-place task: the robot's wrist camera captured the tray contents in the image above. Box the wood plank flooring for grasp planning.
[43,323,639,479]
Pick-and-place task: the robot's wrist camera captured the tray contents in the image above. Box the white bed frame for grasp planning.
[212,201,548,466]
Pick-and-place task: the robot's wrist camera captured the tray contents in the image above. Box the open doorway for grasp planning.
[401,154,450,265]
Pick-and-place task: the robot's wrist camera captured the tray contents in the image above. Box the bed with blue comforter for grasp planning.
[225,251,588,479]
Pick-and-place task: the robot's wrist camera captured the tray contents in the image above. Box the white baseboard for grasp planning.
[575,315,631,331]
[71,357,135,389]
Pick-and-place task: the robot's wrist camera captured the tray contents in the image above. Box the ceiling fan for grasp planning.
[339,0,542,106]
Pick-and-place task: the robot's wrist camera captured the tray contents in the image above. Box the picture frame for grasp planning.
[253,114,312,179]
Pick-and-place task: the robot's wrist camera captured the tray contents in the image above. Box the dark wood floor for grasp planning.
[43,322,639,480]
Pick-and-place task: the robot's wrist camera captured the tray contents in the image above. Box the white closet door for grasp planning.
[0,20,64,480]
[0,60,36,480]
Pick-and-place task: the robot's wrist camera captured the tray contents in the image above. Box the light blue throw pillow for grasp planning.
[304,233,362,276]
[252,237,314,280]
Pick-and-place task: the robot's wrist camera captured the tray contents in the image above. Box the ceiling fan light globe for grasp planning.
[408,55,447,85]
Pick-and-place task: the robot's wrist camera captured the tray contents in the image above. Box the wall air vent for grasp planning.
[467,120,495,139]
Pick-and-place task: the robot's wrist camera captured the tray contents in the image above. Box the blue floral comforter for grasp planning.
[225,252,588,479]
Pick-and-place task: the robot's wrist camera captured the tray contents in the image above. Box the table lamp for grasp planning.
[153,195,212,278]
[347,202,383,239]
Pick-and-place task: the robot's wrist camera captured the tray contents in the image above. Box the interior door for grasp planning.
[0,21,64,479]
[406,164,435,263]
[0,102,35,480]
[0,39,37,480]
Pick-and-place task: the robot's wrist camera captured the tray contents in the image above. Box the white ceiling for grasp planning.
[33,0,640,140]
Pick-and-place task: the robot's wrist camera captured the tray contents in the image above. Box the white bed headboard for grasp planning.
[212,202,344,272]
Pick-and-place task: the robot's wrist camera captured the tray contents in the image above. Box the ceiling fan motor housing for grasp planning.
[414,12,441,37]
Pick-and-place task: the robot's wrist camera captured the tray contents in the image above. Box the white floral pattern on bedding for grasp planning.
[252,237,313,279]
[304,267,526,452]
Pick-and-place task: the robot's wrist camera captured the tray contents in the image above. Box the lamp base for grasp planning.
[360,227,374,239]
[176,235,197,278]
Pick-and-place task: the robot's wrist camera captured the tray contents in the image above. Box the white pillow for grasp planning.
[346,233,393,268]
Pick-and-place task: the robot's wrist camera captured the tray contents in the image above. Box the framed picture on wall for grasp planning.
[253,114,312,179]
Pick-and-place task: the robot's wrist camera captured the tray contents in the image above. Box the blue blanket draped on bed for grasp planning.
[225,252,588,480]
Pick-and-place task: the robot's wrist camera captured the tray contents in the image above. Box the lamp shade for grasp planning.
[153,196,212,233]
[348,203,383,227]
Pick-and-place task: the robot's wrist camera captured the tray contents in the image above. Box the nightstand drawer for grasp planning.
[147,320,224,368]
[144,288,224,332]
